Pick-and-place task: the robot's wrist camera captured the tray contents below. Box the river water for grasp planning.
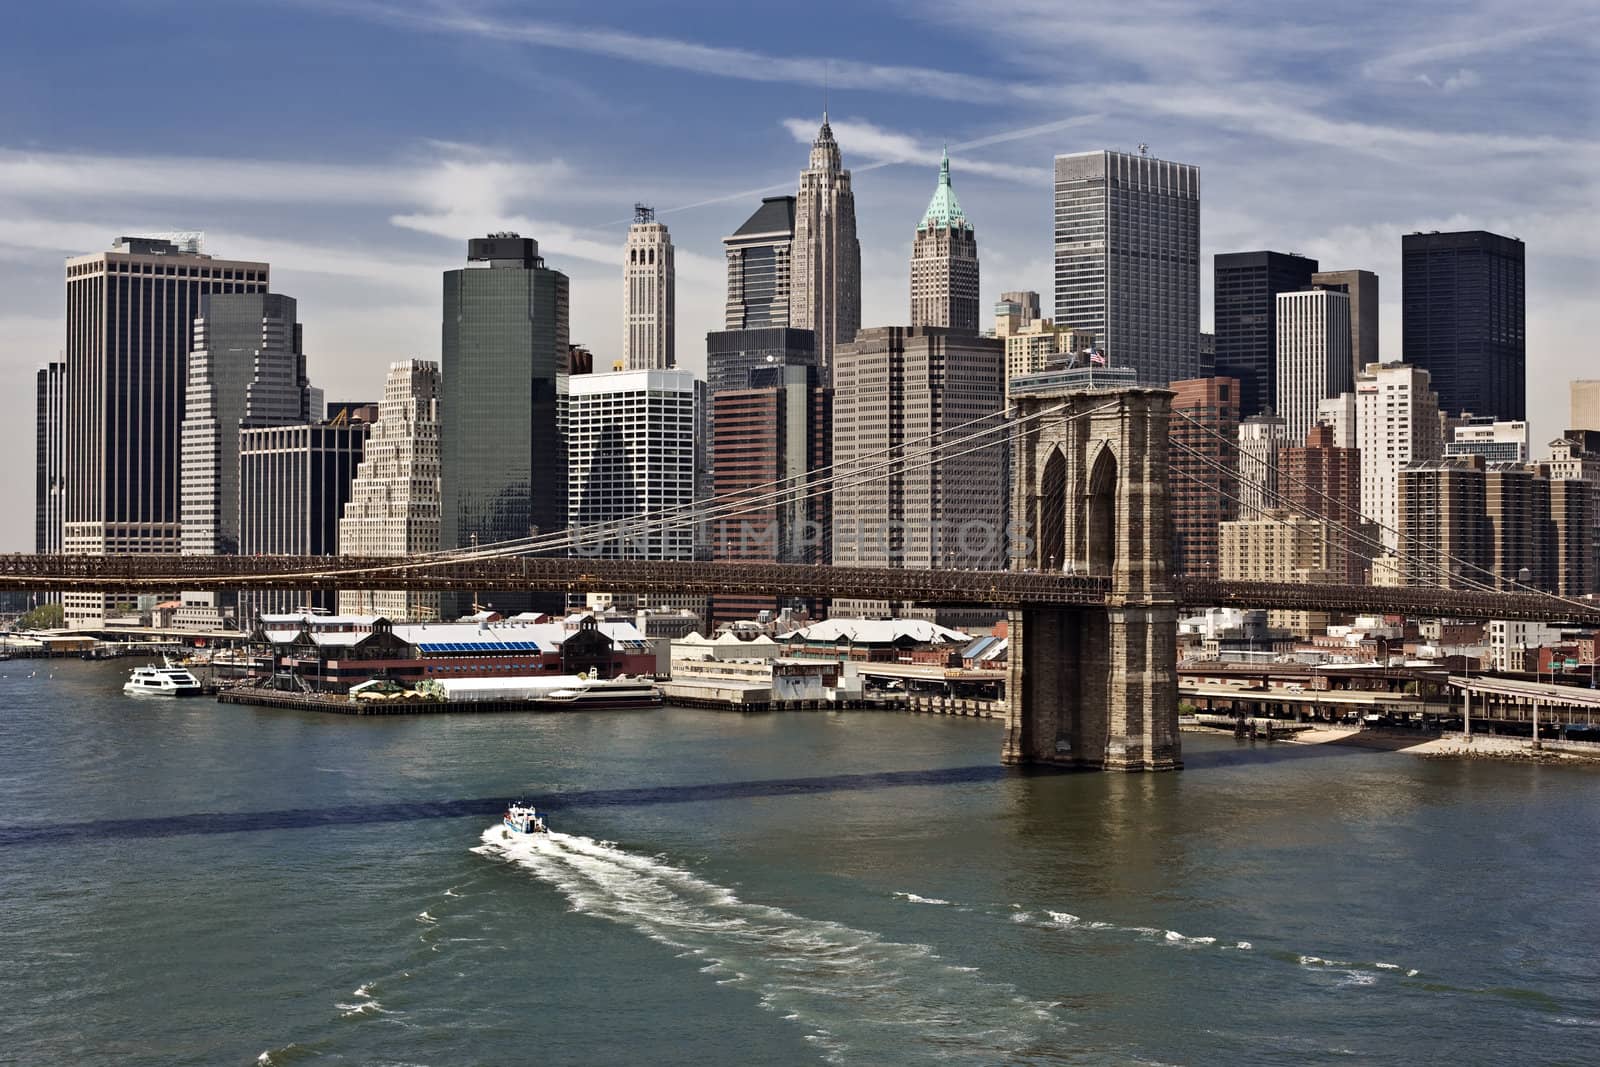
[2,659,1598,1065]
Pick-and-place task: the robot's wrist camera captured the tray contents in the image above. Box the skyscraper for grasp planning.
[440,233,568,614]
[1311,269,1379,385]
[1237,413,1288,519]
[338,359,442,620]
[704,328,816,395]
[1275,288,1352,443]
[723,196,795,330]
[567,369,701,561]
[831,326,1005,617]
[1213,250,1319,417]
[1570,381,1600,432]
[180,292,312,557]
[909,149,979,333]
[236,421,368,623]
[1356,363,1444,551]
[623,205,674,370]
[790,116,861,380]
[1168,377,1241,578]
[1398,458,1487,588]
[1282,424,1369,584]
[1053,149,1200,385]
[1402,230,1526,419]
[63,235,269,628]
[709,362,831,624]
[35,362,66,555]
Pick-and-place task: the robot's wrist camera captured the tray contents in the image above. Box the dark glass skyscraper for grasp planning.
[1402,230,1525,419]
[1213,250,1318,418]
[723,196,795,330]
[440,234,569,614]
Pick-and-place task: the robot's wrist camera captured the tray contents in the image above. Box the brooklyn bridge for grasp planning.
[11,387,1595,773]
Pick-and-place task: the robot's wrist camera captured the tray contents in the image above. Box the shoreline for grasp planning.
[1278,725,1600,765]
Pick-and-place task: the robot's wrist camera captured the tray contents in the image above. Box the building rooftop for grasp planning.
[729,196,797,240]
[918,148,970,232]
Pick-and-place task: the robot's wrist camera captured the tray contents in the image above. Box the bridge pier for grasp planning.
[1003,385,1182,772]
[1004,603,1180,771]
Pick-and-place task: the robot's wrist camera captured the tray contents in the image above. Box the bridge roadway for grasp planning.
[3,554,1600,624]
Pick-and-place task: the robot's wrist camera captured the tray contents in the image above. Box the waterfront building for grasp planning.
[1053,148,1200,385]
[1311,269,1380,385]
[1217,509,1335,635]
[180,292,312,557]
[790,116,861,380]
[830,326,1005,618]
[236,421,368,623]
[62,235,269,628]
[249,614,656,692]
[1275,288,1352,444]
[35,362,66,554]
[1571,381,1600,433]
[1281,424,1370,584]
[1487,619,1567,672]
[1446,417,1530,464]
[1397,457,1487,589]
[440,234,568,615]
[909,149,979,333]
[1169,377,1241,578]
[723,196,795,330]
[566,369,701,561]
[1237,413,1288,519]
[1213,251,1318,417]
[623,205,674,370]
[1402,230,1525,419]
[338,360,442,620]
[1354,362,1443,551]
[704,327,816,395]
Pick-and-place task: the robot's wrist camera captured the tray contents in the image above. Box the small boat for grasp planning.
[502,802,548,837]
[123,658,205,697]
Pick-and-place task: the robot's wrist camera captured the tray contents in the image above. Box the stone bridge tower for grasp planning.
[1004,386,1181,770]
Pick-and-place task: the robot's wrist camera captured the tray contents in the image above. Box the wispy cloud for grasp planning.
[329,0,1022,102]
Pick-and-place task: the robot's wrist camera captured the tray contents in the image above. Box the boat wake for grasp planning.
[475,827,1079,1064]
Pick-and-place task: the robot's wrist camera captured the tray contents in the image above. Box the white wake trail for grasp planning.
[475,827,1080,1064]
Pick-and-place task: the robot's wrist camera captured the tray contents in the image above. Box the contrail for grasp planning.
[605,111,1103,224]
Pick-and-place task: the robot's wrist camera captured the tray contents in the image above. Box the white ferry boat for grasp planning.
[123,659,205,698]
[502,802,548,836]
[537,675,662,710]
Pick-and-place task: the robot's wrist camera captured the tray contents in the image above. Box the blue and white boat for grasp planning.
[502,802,547,836]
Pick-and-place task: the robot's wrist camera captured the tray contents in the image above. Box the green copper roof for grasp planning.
[918,147,970,232]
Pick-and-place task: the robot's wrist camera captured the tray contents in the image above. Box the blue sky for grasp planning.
[2,0,1596,549]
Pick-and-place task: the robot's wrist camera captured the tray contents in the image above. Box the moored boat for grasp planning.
[123,659,205,697]
[533,675,662,710]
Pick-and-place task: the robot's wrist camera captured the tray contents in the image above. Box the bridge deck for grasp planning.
[0,555,1596,623]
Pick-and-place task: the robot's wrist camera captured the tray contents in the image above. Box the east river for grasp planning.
[3,659,1598,1065]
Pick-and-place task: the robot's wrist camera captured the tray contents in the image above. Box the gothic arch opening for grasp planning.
[1038,447,1067,570]
[1087,447,1118,576]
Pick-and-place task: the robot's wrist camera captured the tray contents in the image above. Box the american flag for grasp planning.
[1089,349,1106,366]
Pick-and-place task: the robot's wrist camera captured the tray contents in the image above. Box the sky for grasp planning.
[1,0,1596,550]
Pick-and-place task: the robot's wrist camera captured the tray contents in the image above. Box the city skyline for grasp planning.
[0,1,1594,550]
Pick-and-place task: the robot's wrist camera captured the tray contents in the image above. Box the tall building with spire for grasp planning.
[910,149,979,333]
[790,115,861,382]
[623,205,674,370]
